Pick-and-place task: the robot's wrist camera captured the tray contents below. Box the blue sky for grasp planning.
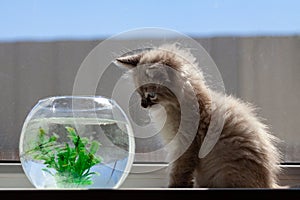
[0,0,299,41]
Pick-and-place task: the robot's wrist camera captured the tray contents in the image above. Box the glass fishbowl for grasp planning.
[19,96,135,189]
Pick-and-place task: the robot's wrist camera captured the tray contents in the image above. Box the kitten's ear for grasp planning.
[115,53,143,69]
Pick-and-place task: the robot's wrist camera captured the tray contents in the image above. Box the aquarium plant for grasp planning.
[26,126,102,188]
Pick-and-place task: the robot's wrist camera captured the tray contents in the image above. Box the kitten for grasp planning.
[115,43,282,188]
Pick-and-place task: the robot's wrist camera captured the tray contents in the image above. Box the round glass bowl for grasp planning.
[19,96,135,189]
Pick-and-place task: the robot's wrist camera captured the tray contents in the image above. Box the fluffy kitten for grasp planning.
[115,43,282,188]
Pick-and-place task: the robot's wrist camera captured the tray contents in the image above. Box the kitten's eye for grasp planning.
[147,92,157,100]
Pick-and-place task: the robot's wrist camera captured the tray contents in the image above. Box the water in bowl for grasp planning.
[19,117,133,189]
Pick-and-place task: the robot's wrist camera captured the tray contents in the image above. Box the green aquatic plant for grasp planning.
[26,126,101,187]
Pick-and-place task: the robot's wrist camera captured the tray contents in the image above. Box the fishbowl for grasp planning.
[19,96,135,189]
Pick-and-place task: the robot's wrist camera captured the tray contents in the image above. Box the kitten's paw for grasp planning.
[168,182,194,188]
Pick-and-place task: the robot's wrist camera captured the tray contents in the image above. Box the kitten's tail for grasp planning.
[276,184,300,189]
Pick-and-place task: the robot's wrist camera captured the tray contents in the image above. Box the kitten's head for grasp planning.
[115,44,202,109]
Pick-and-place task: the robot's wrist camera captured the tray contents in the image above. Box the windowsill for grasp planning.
[0,163,299,189]
[0,163,300,199]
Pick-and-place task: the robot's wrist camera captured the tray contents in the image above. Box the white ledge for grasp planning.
[0,163,299,189]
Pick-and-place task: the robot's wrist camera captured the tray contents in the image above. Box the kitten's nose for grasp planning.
[141,98,149,108]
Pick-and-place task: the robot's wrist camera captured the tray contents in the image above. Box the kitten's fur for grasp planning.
[115,43,282,188]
